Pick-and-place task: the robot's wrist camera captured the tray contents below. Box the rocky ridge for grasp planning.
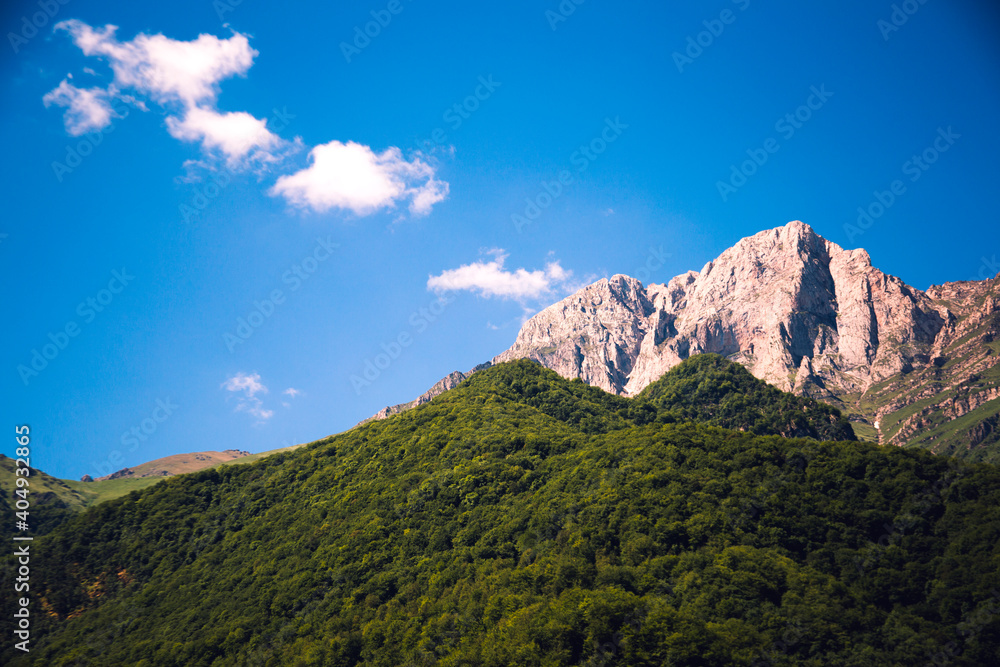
[370,221,1000,461]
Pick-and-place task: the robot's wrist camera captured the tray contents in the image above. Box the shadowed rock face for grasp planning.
[494,221,951,398]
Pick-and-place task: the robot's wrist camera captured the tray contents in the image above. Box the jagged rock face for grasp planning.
[494,221,951,397]
[492,275,655,395]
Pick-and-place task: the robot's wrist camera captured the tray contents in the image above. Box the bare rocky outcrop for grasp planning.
[362,364,494,425]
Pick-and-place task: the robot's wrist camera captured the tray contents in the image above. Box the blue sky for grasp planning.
[3,0,999,480]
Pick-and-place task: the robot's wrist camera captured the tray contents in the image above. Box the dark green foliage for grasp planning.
[4,358,999,666]
[637,354,856,441]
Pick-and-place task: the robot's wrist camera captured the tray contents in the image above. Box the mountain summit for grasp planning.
[377,222,999,460]
[490,221,1000,458]
[496,221,945,395]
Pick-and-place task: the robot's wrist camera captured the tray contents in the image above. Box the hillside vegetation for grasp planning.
[4,358,1000,666]
[0,455,95,535]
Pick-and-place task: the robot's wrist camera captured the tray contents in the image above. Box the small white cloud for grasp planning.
[427,251,573,300]
[42,79,116,135]
[283,387,301,397]
[408,177,449,216]
[222,372,272,422]
[166,107,286,166]
[240,403,274,421]
[222,372,267,396]
[270,141,448,217]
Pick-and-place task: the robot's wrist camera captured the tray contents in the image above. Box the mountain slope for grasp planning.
[484,221,1000,461]
[8,361,1000,666]
[0,455,96,535]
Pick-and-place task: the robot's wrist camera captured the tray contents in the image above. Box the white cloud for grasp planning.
[47,20,282,171]
[409,177,449,216]
[283,387,301,397]
[270,141,448,216]
[166,107,285,165]
[242,403,274,421]
[221,372,273,422]
[42,79,116,135]
[222,372,267,396]
[54,20,256,107]
[427,251,573,300]
[46,21,448,217]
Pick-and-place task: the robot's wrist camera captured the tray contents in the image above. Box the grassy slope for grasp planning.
[0,455,94,511]
[54,445,309,509]
[0,455,97,536]
[96,450,256,479]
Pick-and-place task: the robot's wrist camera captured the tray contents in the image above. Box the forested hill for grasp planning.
[635,353,854,441]
[6,358,1000,665]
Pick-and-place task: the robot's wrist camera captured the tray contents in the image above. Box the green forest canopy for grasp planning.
[4,356,999,666]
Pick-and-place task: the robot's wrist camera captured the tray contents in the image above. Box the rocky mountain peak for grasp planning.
[372,220,999,462]
[493,221,953,398]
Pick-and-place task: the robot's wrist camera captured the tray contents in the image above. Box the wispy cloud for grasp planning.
[283,387,302,397]
[270,141,448,216]
[42,79,117,135]
[427,250,574,300]
[221,372,273,423]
